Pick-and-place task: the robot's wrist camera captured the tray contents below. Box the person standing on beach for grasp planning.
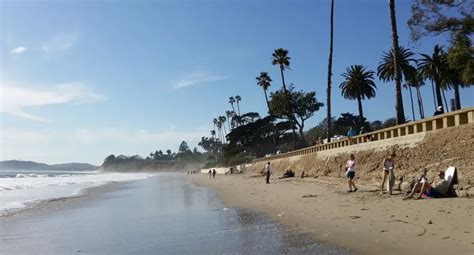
[380,153,395,195]
[212,169,216,179]
[208,169,212,179]
[264,162,271,184]
[345,154,358,192]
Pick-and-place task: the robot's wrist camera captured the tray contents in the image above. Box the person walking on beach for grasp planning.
[345,154,358,192]
[208,169,212,179]
[264,162,271,184]
[380,153,396,195]
[212,169,216,179]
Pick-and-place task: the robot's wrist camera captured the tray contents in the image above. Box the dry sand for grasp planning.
[188,173,474,254]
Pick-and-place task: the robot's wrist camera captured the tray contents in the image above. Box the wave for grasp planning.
[0,172,153,215]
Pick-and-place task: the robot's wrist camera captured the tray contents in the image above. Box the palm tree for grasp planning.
[404,66,426,119]
[218,116,227,143]
[256,72,272,111]
[225,110,233,130]
[256,71,277,150]
[235,95,241,116]
[388,0,406,124]
[272,48,297,143]
[326,0,335,143]
[228,96,236,113]
[445,65,466,111]
[377,46,416,120]
[417,45,448,112]
[339,65,377,123]
[213,118,219,142]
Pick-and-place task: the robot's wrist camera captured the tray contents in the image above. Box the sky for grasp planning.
[1,0,472,165]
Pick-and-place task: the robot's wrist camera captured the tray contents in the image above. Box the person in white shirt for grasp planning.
[345,154,358,192]
[380,153,396,195]
[264,162,271,184]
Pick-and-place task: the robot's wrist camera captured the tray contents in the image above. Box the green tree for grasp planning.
[339,65,377,123]
[178,141,190,153]
[404,66,426,119]
[446,33,473,109]
[269,87,324,145]
[417,45,448,111]
[272,48,297,144]
[388,0,406,125]
[407,0,472,42]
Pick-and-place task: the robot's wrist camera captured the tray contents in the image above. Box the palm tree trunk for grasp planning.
[357,96,364,124]
[326,0,334,143]
[279,67,297,145]
[389,0,405,125]
[222,124,227,143]
[416,87,425,119]
[408,86,415,121]
[265,89,278,151]
[453,83,461,110]
[434,80,444,111]
[236,102,241,116]
[430,80,437,110]
[441,88,449,112]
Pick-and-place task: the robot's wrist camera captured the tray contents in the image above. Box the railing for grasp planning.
[253,107,474,163]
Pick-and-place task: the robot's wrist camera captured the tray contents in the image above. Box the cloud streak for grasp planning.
[10,46,27,55]
[41,32,79,53]
[0,82,106,122]
[174,71,228,89]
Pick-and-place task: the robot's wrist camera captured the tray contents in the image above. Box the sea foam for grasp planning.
[0,172,153,215]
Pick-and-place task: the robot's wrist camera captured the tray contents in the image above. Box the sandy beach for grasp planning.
[188,173,474,254]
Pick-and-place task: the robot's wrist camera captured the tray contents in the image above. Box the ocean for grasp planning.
[0,172,350,254]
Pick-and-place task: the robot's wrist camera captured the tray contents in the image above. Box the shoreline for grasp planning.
[0,181,127,220]
[187,173,474,254]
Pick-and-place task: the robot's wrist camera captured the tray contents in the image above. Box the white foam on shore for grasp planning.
[0,172,153,215]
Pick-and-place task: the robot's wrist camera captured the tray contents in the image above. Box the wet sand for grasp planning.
[188,173,474,255]
[0,174,350,254]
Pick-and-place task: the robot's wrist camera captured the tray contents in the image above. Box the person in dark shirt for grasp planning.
[433,106,444,116]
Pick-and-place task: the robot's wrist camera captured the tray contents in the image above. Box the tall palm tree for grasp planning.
[228,96,236,113]
[235,95,241,116]
[218,116,227,143]
[446,65,466,110]
[213,118,220,142]
[256,72,272,111]
[417,45,448,112]
[377,46,416,120]
[256,71,277,150]
[225,110,233,130]
[388,0,405,125]
[339,65,377,123]
[272,48,297,143]
[326,0,335,143]
[404,66,425,119]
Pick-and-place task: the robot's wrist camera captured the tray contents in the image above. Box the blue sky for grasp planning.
[1,0,472,164]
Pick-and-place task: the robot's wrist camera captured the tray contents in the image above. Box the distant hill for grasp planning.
[0,160,99,171]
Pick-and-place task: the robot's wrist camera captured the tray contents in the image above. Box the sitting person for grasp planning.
[279,169,295,179]
[404,171,449,200]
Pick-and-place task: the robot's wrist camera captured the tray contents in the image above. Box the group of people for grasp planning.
[208,169,217,179]
[346,153,450,199]
[263,153,450,200]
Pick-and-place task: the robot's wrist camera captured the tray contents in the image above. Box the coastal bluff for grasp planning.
[247,123,474,196]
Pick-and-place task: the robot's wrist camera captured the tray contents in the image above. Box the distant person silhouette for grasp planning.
[264,162,271,184]
[212,169,216,179]
[433,106,444,116]
[208,169,212,179]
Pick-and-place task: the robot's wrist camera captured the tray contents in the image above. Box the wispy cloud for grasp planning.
[174,71,228,89]
[10,46,27,55]
[41,32,79,53]
[0,82,106,122]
